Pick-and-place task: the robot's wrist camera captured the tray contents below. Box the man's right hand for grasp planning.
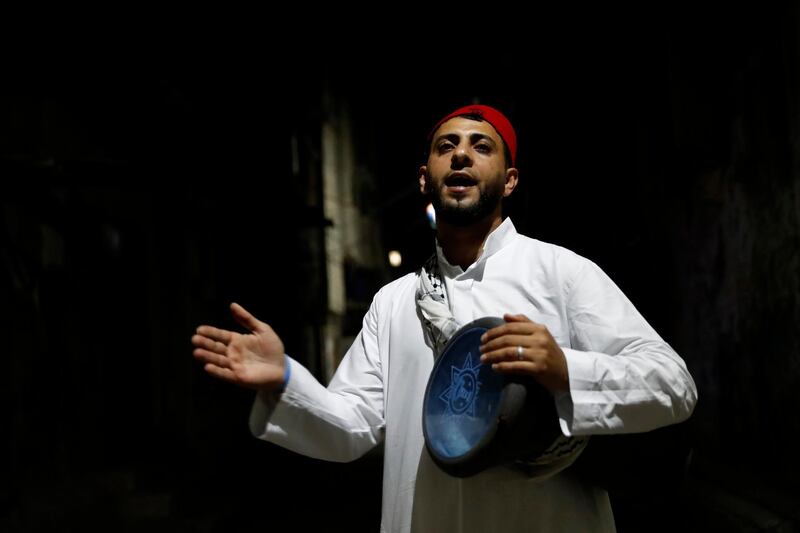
[192,302,286,391]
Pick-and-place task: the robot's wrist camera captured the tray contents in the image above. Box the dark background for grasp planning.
[3,5,799,531]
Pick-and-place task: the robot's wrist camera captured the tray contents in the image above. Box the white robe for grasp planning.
[249,218,697,532]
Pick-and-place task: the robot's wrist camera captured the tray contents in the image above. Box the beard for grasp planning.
[429,179,505,227]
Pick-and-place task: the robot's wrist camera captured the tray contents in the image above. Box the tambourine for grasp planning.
[422,317,582,478]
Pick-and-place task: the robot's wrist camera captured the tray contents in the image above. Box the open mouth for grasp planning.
[444,174,478,192]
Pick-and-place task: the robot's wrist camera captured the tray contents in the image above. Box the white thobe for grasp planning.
[249,218,697,533]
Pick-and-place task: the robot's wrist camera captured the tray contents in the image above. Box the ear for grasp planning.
[419,165,430,194]
[503,168,519,197]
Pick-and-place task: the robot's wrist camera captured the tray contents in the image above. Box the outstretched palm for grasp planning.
[192,303,286,390]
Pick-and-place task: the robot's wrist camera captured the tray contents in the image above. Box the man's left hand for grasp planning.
[479,314,570,393]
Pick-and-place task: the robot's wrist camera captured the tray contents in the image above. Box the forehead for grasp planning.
[433,116,502,144]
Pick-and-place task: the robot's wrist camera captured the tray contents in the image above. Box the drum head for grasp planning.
[422,316,562,477]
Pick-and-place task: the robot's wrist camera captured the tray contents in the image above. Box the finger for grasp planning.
[195,325,233,345]
[503,313,533,323]
[481,345,533,365]
[481,322,541,342]
[490,360,541,374]
[193,348,232,369]
[480,334,531,355]
[191,334,228,355]
[204,363,238,382]
[230,302,268,334]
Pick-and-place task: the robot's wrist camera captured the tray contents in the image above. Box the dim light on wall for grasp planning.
[388,250,402,268]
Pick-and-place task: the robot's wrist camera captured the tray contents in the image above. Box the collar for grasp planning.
[435,217,517,278]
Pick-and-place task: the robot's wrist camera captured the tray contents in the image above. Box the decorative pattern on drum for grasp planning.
[439,355,482,416]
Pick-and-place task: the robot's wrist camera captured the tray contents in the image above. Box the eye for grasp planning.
[474,143,492,153]
[437,141,455,153]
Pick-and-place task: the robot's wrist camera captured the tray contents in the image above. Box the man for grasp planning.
[191,105,697,532]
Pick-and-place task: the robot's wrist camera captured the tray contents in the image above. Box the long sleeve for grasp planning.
[555,260,697,436]
[248,296,385,462]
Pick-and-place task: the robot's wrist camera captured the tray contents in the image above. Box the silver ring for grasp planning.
[516,345,524,361]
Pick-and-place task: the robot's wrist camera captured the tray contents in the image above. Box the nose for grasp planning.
[450,144,473,169]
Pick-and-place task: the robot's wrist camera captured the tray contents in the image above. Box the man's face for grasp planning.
[420,117,517,227]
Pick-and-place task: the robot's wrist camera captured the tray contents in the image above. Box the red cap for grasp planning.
[428,104,517,166]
